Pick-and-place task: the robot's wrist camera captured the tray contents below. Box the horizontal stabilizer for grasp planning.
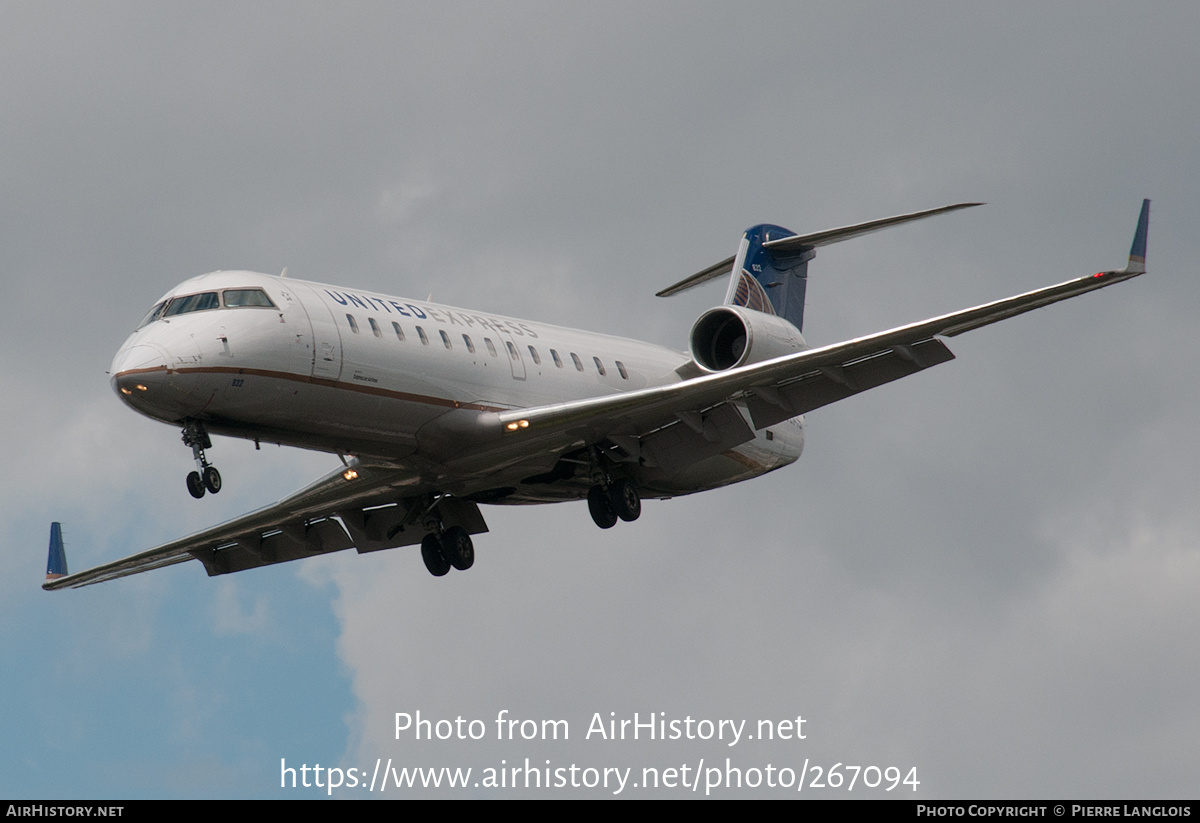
[762,202,983,254]
[656,203,983,298]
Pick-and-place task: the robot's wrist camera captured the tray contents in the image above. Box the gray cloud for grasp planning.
[3,1,1195,798]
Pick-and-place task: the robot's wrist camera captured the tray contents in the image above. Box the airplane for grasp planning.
[43,200,1150,589]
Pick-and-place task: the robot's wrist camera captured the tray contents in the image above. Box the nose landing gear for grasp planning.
[182,420,221,499]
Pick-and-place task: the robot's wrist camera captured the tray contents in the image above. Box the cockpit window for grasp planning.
[163,291,220,317]
[223,288,276,308]
[136,301,168,330]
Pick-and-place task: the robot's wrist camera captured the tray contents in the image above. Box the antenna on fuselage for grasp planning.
[279,267,289,278]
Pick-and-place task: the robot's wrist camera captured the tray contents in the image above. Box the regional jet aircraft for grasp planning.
[43,200,1150,588]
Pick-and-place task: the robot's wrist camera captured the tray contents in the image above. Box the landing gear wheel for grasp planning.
[442,526,475,571]
[203,466,222,494]
[182,421,218,501]
[609,478,641,522]
[588,485,618,529]
[420,533,451,577]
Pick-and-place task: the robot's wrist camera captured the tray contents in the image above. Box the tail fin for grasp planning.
[658,203,983,333]
[45,522,68,584]
[725,225,814,331]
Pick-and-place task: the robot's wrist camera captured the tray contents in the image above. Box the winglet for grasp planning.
[45,522,68,586]
[1122,199,1150,275]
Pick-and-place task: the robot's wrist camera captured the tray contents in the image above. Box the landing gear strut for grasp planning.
[182,420,221,499]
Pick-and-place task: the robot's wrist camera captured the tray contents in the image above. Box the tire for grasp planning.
[442,526,475,571]
[587,485,618,529]
[186,471,205,499]
[203,465,222,494]
[609,478,641,522]
[420,533,451,577]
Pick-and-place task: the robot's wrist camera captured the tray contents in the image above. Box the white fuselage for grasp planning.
[110,271,804,502]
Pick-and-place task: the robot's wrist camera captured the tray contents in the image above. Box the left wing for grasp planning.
[43,461,485,589]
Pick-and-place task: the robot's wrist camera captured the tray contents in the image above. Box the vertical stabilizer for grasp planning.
[724,224,813,332]
[46,522,68,583]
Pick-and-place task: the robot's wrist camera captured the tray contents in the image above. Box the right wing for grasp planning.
[493,200,1150,460]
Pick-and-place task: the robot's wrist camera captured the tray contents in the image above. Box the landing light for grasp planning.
[120,387,132,396]
[135,384,148,391]
[342,469,358,481]
[505,419,530,431]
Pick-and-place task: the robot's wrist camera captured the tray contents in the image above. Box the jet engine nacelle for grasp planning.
[688,305,807,372]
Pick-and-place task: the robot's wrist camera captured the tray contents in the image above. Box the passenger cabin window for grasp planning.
[551,349,563,368]
[164,292,219,317]
[593,357,606,376]
[463,334,476,354]
[528,346,541,365]
[506,341,519,361]
[392,322,405,341]
[570,352,583,372]
[440,330,452,349]
[223,288,276,308]
[485,338,497,357]
[417,326,429,345]
[616,360,628,379]
[346,314,360,334]
[369,318,382,337]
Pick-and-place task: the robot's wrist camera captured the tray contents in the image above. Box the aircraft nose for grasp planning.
[111,342,168,377]
[110,341,177,414]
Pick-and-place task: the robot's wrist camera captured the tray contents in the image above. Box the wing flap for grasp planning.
[639,401,757,472]
[743,338,956,429]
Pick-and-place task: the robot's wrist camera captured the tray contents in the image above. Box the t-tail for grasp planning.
[658,203,983,332]
[45,522,68,585]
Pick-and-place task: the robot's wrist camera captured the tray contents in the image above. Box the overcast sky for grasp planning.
[3,1,1198,799]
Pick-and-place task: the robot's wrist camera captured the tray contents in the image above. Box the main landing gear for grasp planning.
[587,477,641,529]
[420,526,475,577]
[182,420,221,499]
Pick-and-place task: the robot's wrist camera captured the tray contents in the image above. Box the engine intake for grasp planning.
[689,306,807,372]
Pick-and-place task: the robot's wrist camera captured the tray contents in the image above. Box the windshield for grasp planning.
[137,286,278,330]
[136,300,168,330]
[223,288,276,308]
[163,291,220,317]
